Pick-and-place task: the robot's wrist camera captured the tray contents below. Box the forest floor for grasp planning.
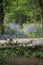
[4,56,43,65]
[0,38,43,65]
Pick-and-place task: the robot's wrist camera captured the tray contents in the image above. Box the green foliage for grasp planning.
[0,47,43,65]
[27,32,42,38]
[4,0,41,24]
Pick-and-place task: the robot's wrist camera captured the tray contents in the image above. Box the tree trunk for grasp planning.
[0,0,4,34]
[39,0,43,35]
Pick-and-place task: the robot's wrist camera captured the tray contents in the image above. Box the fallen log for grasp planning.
[0,38,43,48]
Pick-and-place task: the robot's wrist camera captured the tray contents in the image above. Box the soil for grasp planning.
[5,56,43,65]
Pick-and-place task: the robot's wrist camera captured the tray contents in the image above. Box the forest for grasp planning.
[0,0,43,65]
[0,0,43,38]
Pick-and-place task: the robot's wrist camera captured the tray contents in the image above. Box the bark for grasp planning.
[39,0,43,34]
[0,0,4,34]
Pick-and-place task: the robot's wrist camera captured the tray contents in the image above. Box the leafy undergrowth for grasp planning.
[27,32,43,38]
[0,47,43,65]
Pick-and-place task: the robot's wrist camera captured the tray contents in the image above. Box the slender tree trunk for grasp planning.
[39,0,43,34]
[0,0,4,34]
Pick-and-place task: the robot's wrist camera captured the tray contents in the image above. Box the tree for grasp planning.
[38,0,43,32]
[0,0,4,34]
[4,0,40,24]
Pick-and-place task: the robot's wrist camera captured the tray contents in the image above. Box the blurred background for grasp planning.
[0,0,43,38]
